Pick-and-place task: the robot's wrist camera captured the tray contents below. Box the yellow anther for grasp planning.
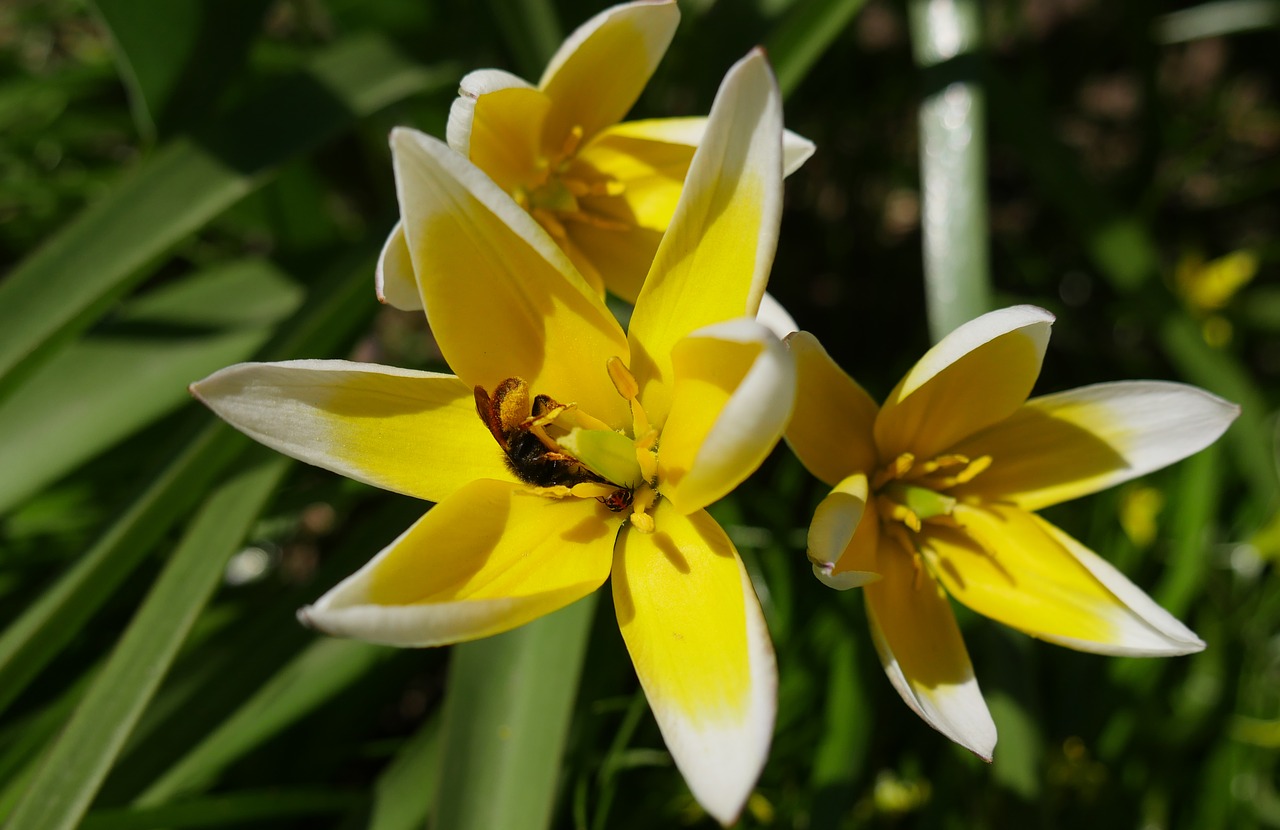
[875,495,922,533]
[636,444,658,484]
[952,454,992,484]
[607,356,639,400]
[872,453,915,489]
[629,485,657,533]
[570,409,614,432]
[571,482,617,500]
[559,125,584,161]
[629,398,652,440]
[525,485,572,499]
[528,423,561,453]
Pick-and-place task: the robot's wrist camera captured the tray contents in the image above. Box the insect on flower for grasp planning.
[473,376,635,511]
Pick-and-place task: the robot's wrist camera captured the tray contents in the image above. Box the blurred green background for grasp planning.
[0,0,1276,828]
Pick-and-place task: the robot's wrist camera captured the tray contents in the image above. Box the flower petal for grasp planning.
[658,319,795,515]
[594,116,816,176]
[626,50,783,421]
[191,360,513,502]
[755,292,798,338]
[391,127,631,426]
[451,71,553,194]
[949,381,1240,511]
[808,474,881,590]
[864,534,996,759]
[875,305,1054,462]
[563,222,663,303]
[445,68,536,155]
[538,0,680,149]
[612,502,775,826]
[374,221,421,311]
[300,479,618,646]
[783,331,880,486]
[926,504,1204,656]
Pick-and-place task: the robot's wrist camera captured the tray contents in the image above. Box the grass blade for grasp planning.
[81,789,361,830]
[0,260,302,513]
[135,638,390,806]
[0,252,378,719]
[909,0,993,340]
[368,716,443,830]
[767,0,869,99]
[3,455,289,830]
[433,595,598,830]
[0,34,450,401]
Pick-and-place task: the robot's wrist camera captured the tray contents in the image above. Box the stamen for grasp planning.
[571,482,617,500]
[558,125,584,161]
[872,453,915,489]
[607,356,639,400]
[629,484,657,533]
[635,441,658,485]
[528,423,561,452]
[570,409,614,432]
[952,454,992,484]
[877,495,922,533]
[525,484,572,499]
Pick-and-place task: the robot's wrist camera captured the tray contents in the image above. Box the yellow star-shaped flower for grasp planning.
[785,306,1238,758]
[193,52,794,826]
[376,0,814,307]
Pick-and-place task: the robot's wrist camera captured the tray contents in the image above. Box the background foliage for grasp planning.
[0,0,1277,828]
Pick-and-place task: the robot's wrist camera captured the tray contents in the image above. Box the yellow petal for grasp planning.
[594,116,816,177]
[563,222,663,303]
[658,319,794,515]
[875,305,1054,462]
[808,474,881,590]
[783,331,880,486]
[627,50,784,418]
[864,534,996,759]
[575,123,693,232]
[191,360,514,502]
[450,70,553,194]
[612,501,775,826]
[446,68,536,154]
[374,221,421,311]
[300,479,618,646]
[926,504,1204,656]
[538,0,680,151]
[391,127,631,427]
[948,380,1240,511]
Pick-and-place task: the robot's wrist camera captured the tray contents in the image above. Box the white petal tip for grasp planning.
[810,562,880,590]
[296,605,318,630]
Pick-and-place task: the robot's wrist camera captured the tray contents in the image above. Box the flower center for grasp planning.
[870,451,991,550]
[473,361,660,530]
[512,124,631,241]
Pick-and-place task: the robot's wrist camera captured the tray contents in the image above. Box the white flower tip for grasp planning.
[296,604,319,630]
[810,561,880,590]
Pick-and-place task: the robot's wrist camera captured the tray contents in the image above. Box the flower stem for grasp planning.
[908,0,994,342]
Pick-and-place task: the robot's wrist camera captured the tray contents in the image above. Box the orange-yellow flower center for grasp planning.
[871,451,991,550]
[512,124,632,241]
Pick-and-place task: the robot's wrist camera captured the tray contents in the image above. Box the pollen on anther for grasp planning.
[607,356,639,401]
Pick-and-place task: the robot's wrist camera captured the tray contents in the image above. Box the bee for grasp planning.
[475,378,635,512]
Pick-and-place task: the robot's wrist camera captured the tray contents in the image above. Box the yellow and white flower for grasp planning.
[193,52,793,826]
[785,305,1239,758]
[376,0,814,306]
